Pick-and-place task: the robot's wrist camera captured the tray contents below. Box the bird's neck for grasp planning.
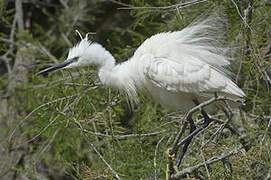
[97,51,138,101]
[90,44,137,102]
[85,43,116,71]
[95,46,118,86]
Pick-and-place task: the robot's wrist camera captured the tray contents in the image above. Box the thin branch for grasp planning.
[80,128,166,139]
[263,70,271,86]
[39,128,60,155]
[63,83,90,87]
[211,117,240,135]
[0,12,17,74]
[202,102,234,148]
[75,119,121,180]
[170,120,188,155]
[200,148,210,179]
[261,117,271,145]
[154,137,165,180]
[39,44,58,63]
[15,0,24,31]
[8,86,99,142]
[10,117,58,150]
[230,0,253,32]
[61,33,73,47]
[171,146,242,179]
[59,0,69,9]
[172,95,243,152]
[108,0,130,7]
[118,0,208,10]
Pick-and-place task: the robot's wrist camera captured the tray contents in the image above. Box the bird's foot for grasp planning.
[166,147,179,180]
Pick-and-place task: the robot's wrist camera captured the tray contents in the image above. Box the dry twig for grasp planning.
[171,146,242,179]
[154,136,165,180]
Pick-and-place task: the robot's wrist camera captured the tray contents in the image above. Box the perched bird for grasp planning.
[37,14,245,166]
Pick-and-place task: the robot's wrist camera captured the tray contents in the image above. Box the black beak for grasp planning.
[36,57,78,76]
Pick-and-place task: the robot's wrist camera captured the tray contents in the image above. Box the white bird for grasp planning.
[37,14,245,166]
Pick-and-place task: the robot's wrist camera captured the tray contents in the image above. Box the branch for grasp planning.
[118,0,208,10]
[10,118,58,151]
[201,102,234,148]
[74,119,121,180]
[261,117,271,145]
[8,86,99,142]
[15,0,24,31]
[172,95,243,153]
[0,11,17,74]
[154,137,165,180]
[171,146,242,179]
[263,70,271,86]
[80,128,166,139]
[230,0,253,32]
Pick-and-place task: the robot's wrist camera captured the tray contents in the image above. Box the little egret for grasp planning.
[37,15,245,166]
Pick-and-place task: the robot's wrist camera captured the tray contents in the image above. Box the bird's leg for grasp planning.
[176,114,196,167]
[176,99,212,167]
[193,99,211,128]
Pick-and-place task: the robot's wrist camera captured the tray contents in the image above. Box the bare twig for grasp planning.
[63,83,90,87]
[8,86,99,142]
[0,11,17,74]
[33,128,60,165]
[80,128,166,139]
[61,33,73,47]
[263,70,271,86]
[154,136,165,180]
[171,146,242,179]
[118,0,208,10]
[230,0,253,32]
[202,102,234,148]
[75,120,121,180]
[171,120,188,155]
[59,0,69,9]
[10,116,58,150]
[108,0,130,7]
[39,44,58,63]
[200,148,210,179]
[172,96,243,152]
[261,117,271,145]
[211,117,240,135]
[15,0,24,31]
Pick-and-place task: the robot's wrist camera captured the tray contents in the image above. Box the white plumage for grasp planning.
[37,14,245,111]
[36,14,246,167]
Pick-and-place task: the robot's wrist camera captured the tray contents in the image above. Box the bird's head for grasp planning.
[36,31,102,75]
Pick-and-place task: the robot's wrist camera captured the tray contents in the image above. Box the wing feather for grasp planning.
[144,56,245,97]
[132,14,245,98]
[144,56,224,94]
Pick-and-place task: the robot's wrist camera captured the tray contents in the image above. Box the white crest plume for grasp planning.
[66,31,95,61]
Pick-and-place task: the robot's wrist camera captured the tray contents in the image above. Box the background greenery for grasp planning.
[0,0,270,179]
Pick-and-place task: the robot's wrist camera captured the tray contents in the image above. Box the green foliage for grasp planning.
[1,0,271,179]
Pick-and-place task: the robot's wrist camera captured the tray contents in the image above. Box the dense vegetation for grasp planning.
[0,0,270,179]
